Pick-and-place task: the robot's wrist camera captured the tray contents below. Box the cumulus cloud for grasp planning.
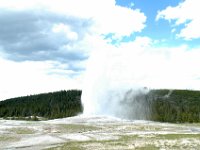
[0,9,91,64]
[0,0,146,70]
[156,0,200,40]
[0,0,147,99]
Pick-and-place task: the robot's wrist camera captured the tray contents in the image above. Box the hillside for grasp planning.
[148,89,200,123]
[0,89,200,123]
[0,90,82,120]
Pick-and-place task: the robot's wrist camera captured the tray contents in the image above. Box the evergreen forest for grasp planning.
[0,90,82,120]
[0,89,200,123]
[148,89,200,123]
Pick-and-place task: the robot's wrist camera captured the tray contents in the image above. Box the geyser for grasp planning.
[81,41,154,119]
[81,38,200,119]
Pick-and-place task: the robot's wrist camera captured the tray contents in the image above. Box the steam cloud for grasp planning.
[81,38,200,119]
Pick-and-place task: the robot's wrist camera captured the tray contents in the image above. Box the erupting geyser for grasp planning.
[81,39,200,119]
[81,41,154,120]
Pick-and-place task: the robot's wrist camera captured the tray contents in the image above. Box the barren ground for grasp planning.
[1,116,200,150]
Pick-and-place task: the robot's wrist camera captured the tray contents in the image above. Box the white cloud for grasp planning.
[0,0,146,38]
[41,0,146,37]
[0,0,147,99]
[0,57,82,100]
[52,23,78,41]
[156,0,200,40]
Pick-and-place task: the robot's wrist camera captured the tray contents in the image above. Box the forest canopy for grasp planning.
[0,90,82,120]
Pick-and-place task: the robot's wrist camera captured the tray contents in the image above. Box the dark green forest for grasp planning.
[0,90,82,120]
[148,89,200,123]
[0,89,200,123]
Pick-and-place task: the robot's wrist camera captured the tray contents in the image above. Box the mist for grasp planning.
[81,37,200,119]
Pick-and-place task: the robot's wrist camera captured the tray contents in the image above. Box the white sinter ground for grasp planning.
[1,115,200,149]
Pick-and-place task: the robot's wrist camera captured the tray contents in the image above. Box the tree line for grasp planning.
[1,89,200,123]
[0,90,82,120]
[148,89,200,123]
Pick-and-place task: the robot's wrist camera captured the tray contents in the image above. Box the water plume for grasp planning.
[81,41,152,119]
[81,38,200,119]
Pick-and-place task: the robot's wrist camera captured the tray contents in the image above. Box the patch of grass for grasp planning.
[120,134,139,141]
[97,139,128,148]
[46,141,91,150]
[58,124,101,133]
[155,134,200,140]
[136,144,159,150]
[49,145,82,150]
[47,138,129,150]
[47,134,160,150]
[109,142,127,147]
[8,127,35,134]
[0,135,19,142]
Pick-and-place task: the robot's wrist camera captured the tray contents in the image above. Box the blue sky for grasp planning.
[116,0,200,47]
[0,0,200,100]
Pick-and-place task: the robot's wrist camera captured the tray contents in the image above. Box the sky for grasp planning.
[0,0,200,100]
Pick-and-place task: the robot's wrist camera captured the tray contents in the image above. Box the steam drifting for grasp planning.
[82,38,200,119]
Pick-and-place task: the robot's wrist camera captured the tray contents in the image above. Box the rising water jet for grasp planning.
[81,39,199,120]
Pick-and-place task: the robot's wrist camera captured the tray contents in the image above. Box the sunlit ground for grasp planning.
[1,116,200,150]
